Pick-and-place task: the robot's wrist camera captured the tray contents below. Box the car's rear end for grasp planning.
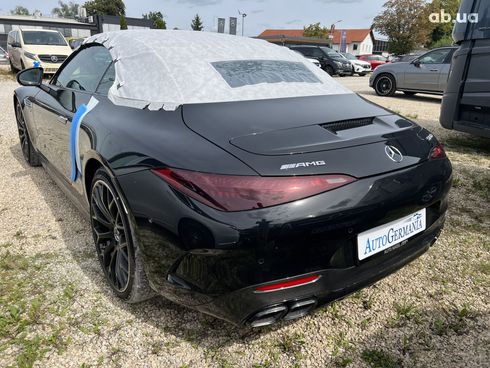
[117,94,452,327]
[96,31,451,326]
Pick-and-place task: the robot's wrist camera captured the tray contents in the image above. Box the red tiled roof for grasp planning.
[258,28,372,44]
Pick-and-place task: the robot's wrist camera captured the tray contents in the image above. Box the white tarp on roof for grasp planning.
[84,30,353,111]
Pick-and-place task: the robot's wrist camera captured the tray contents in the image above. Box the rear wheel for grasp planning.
[325,65,334,76]
[374,74,396,96]
[15,101,40,166]
[90,168,154,303]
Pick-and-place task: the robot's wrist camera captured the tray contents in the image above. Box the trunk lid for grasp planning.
[182,94,434,177]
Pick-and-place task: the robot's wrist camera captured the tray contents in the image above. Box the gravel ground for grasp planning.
[0,66,489,368]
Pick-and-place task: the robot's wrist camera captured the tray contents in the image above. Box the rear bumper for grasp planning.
[199,211,445,325]
[117,158,452,325]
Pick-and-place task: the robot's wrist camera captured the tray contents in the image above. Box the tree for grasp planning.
[303,22,330,39]
[142,11,166,29]
[52,1,79,18]
[120,15,128,30]
[373,0,435,55]
[11,6,30,15]
[83,0,125,16]
[191,14,204,31]
[428,0,460,47]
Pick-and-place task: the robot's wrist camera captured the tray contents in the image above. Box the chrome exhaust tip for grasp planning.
[248,305,288,328]
[283,298,317,321]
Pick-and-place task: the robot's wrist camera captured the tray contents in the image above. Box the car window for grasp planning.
[295,48,312,57]
[418,49,451,64]
[96,63,115,95]
[55,46,113,93]
[21,31,67,46]
[212,60,321,88]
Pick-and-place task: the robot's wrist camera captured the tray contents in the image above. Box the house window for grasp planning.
[353,44,358,51]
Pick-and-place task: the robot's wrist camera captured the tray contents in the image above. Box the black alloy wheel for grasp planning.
[15,102,40,166]
[90,169,154,302]
[325,65,335,75]
[374,74,396,96]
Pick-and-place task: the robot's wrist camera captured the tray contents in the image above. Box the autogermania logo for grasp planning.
[429,9,479,24]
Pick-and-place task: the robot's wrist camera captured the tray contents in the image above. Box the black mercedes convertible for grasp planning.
[13,30,452,327]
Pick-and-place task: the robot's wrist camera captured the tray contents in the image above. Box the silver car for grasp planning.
[370,47,457,96]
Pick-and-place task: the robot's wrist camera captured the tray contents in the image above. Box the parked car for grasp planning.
[13,30,451,327]
[0,46,8,64]
[357,54,389,70]
[289,45,353,76]
[441,0,490,138]
[292,50,321,67]
[67,37,85,50]
[370,47,458,97]
[341,52,372,76]
[7,28,72,74]
[391,51,425,63]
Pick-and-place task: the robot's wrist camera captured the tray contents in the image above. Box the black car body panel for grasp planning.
[13,35,452,326]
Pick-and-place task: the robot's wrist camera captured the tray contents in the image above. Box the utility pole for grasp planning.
[238,10,247,36]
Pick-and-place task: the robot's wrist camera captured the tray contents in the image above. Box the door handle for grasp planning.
[57,115,68,124]
[430,69,439,72]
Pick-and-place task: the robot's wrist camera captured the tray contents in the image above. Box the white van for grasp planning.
[7,28,72,74]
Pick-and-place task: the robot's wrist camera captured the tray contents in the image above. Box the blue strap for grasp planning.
[69,104,87,182]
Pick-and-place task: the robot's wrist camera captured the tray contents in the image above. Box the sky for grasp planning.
[0,0,386,36]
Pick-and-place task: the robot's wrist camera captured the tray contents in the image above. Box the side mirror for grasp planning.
[11,42,21,48]
[412,60,421,68]
[16,67,44,86]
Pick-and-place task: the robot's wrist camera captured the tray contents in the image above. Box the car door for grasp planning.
[403,48,452,92]
[437,48,456,92]
[32,45,113,182]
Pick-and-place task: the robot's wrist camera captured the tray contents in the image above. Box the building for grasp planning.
[258,28,377,55]
[373,32,390,54]
[0,14,153,49]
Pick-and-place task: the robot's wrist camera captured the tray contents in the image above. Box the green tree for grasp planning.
[373,0,435,55]
[191,14,204,31]
[11,5,30,15]
[428,0,460,47]
[83,0,125,16]
[303,22,330,39]
[142,11,166,29]
[52,1,79,17]
[120,15,128,30]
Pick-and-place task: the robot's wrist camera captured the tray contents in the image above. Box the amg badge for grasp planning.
[280,161,326,170]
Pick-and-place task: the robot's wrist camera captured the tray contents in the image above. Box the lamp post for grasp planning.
[239,10,247,36]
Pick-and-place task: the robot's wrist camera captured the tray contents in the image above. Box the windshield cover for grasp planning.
[22,31,67,46]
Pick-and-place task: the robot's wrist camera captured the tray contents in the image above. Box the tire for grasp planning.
[15,101,40,167]
[10,60,18,73]
[90,168,154,303]
[403,91,417,96]
[325,65,334,76]
[374,74,396,96]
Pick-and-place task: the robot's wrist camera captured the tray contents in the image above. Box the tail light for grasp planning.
[429,144,446,160]
[153,168,356,212]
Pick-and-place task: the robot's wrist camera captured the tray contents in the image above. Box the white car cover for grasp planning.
[84,30,353,111]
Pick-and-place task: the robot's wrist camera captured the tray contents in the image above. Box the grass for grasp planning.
[361,349,401,368]
[0,252,77,368]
